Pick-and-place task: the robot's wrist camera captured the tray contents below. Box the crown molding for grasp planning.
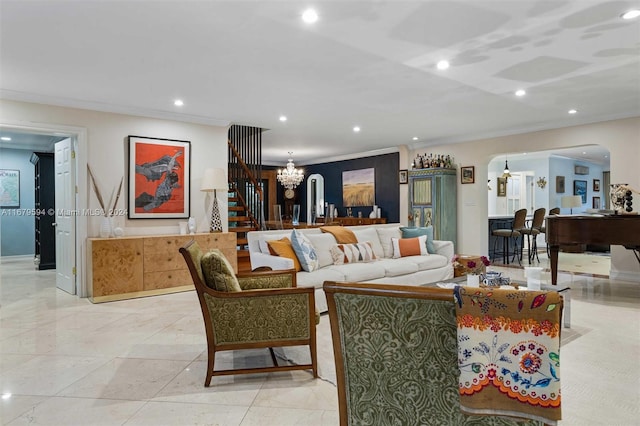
[0,89,230,127]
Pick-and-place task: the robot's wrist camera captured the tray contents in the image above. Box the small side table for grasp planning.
[453,254,486,277]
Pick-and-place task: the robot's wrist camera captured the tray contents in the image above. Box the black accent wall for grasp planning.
[300,153,400,223]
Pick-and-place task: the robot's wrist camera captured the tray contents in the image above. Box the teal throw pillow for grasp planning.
[400,226,435,254]
[291,229,319,272]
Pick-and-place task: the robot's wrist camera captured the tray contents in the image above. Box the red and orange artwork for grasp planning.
[128,136,190,219]
[134,143,185,214]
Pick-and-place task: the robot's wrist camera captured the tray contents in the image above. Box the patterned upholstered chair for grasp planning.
[324,281,543,426]
[180,240,318,386]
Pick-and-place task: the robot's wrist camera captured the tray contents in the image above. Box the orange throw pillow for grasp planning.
[267,237,302,272]
[320,226,358,244]
[391,236,428,258]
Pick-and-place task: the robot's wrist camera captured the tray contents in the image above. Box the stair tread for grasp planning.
[229,226,257,233]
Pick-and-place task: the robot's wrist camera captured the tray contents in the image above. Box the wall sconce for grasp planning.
[487,179,492,191]
[536,177,547,189]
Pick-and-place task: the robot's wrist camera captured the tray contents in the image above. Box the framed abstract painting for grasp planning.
[128,135,191,219]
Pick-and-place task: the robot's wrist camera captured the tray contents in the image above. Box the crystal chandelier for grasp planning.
[277,152,304,189]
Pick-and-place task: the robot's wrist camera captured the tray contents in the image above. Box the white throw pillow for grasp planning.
[376,227,402,258]
[391,235,428,258]
[352,227,384,259]
[306,233,337,269]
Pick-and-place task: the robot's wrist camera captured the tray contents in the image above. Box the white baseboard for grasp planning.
[610,270,640,283]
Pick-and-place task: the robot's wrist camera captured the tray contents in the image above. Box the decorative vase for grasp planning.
[188,217,196,234]
[99,217,112,238]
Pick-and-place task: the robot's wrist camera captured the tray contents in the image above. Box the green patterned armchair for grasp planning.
[324,281,543,426]
[180,240,318,386]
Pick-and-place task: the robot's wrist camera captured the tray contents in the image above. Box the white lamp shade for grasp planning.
[201,168,227,192]
[561,195,582,208]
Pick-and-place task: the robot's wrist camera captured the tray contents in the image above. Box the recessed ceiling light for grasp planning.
[436,60,450,70]
[279,115,287,122]
[174,99,184,107]
[302,8,318,24]
[1,393,11,400]
[0,136,11,141]
[621,9,640,19]
[582,151,587,155]
[515,89,526,97]
[568,109,578,114]
[605,155,609,158]
[353,126,361,133]
[412,137,418,141]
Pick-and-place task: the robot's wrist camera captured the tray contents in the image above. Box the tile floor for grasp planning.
[1,255,639,425]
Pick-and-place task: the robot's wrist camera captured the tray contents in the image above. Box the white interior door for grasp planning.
[507,174,521,213]
[54,138,76,294]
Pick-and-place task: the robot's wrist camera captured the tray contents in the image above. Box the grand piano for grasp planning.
[546,215,640,285]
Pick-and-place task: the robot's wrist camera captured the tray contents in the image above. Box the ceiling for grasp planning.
[1,1,638,165]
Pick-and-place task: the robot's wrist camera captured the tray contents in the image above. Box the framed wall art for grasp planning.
[592,196,601,209]
[0,169,20,208]
[497,177,507,197]
[573,179,587,204]
[343,168,375,207]
[399,169,408,184]
[593,179,600,192]
[461,166,474,184]
[556,176,565,193]
[128,135,191,219]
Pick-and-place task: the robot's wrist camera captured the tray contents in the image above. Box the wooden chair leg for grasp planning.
[205,350,215,387]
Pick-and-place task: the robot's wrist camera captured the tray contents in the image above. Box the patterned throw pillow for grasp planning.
[330,242,377,265]
[290,229,319,272]
[267,237,302,272]
[391,236,428,258]
[200,249,242,292]
[400,226,436,254]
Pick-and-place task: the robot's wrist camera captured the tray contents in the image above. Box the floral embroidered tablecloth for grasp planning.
[454,286,563,424]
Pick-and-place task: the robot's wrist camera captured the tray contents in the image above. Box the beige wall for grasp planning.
[1,99,229,235]
[1,99,229,295]
[409,117,640,282]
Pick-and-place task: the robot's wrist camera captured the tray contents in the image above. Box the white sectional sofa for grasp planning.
[247,223,454,312]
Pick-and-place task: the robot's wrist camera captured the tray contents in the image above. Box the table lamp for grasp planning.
[561,195,582,214]
[201,168,227,232]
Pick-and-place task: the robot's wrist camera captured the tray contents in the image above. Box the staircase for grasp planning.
[227,182,259,272]
[227,125,265,272]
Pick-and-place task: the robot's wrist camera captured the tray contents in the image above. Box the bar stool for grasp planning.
[491,208,527,265]
[519,208,546,263]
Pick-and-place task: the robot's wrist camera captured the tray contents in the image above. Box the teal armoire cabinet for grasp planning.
[408,168,457,246]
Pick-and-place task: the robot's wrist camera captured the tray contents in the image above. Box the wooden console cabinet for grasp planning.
[87,233,237,303]
[334,217,387,226]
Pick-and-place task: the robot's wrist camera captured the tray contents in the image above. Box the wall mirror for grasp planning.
[306,173,324,223]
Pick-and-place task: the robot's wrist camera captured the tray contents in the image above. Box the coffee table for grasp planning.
[423,276,571,329]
